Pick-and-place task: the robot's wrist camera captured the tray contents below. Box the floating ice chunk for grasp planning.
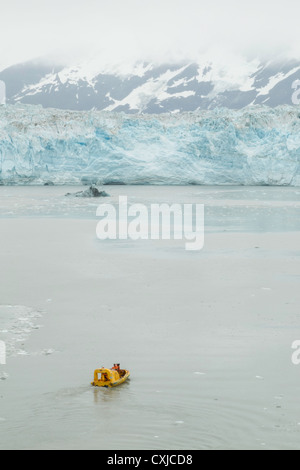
[65,186,110,198]
[0,305,43,358]
[41,349,55,356]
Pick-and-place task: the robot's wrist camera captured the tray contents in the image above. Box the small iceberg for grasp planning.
[65,186,110,198]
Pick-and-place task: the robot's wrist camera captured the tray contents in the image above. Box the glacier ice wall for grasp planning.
[0,104,300,186]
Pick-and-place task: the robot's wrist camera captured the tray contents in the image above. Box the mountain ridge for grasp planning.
[1,57,300,113]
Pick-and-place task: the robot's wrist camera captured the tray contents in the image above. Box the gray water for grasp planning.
[0,186,300,450]
[0,185,300,230]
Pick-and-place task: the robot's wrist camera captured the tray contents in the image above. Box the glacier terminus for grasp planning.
[0,104,300,186]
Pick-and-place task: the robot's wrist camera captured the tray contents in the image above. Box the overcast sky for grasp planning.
[1,0,300,70]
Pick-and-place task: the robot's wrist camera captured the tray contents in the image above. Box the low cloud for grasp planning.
[1,0,300,70]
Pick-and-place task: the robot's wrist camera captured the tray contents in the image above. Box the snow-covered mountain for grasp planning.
[1,57,300,113]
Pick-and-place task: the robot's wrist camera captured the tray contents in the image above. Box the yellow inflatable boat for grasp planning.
[92,364,130,388]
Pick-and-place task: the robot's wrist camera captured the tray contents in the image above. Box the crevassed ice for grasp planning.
[0,104,300,186]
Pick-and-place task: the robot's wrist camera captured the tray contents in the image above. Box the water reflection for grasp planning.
[92,381,132,404]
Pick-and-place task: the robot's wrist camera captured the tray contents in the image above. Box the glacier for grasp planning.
[0,103,300,186]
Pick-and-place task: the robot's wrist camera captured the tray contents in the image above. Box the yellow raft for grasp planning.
[91,364,130,388]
